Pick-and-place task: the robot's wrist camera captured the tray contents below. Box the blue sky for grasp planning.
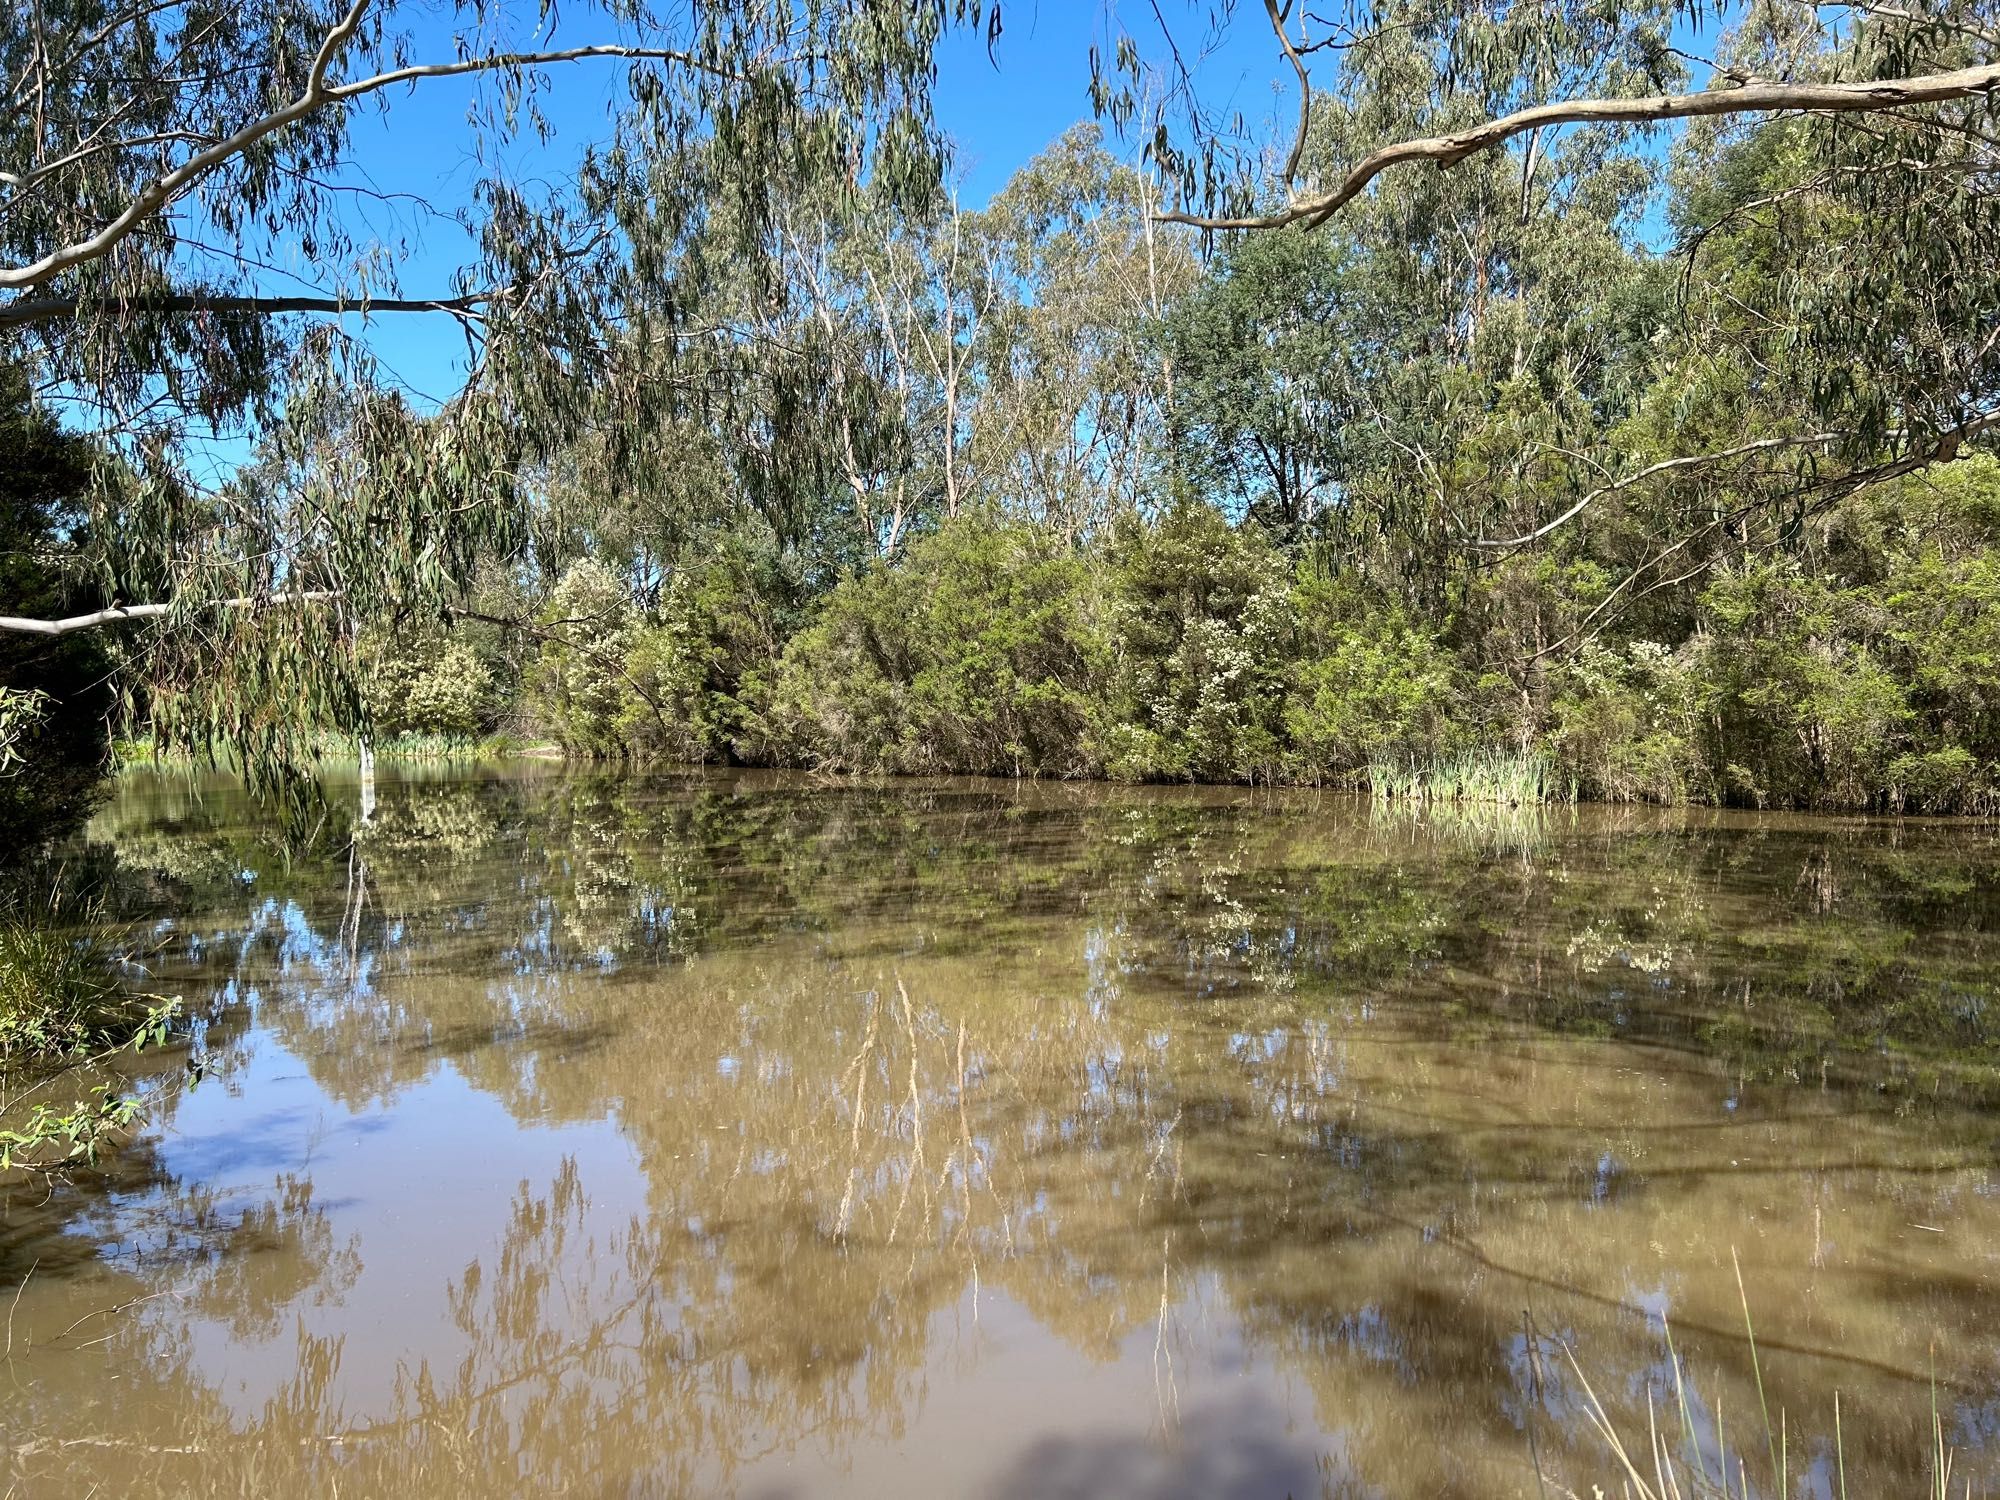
[287,3,1283,415]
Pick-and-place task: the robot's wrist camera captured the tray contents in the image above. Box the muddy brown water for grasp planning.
[5,767,2000,1497]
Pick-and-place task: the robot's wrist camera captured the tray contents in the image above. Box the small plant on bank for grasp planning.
[0,894,137,1060]
[0,886,182,1172]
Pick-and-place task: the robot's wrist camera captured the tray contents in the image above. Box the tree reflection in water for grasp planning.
[6,768,2000,1497]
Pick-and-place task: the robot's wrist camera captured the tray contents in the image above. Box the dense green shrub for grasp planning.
[1282,574,1461,785]
[619,539,791,765]
[1696,561,1914,808]
[0,876,182,1174]
[1685,460,2000,811]
[526,559,641,758]
[497,459,2000,812]
[0,900,139,1062]
[1547,639,1708,804]
[360,628,499,739]
[762,512,1108,775]
[1099,501,1291,782]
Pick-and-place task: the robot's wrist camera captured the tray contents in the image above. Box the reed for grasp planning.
[1367,749,1570,807]
[0,888,134,1061]
[117,730,510,770]
[0,880,181,1172]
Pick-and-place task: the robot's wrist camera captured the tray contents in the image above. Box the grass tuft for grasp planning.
[0,889,140,1061]
[0,882,181,1173]
[1368,748,1571,807]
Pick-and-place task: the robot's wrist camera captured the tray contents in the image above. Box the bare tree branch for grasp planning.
[0,128,222,192]
[0,0,760,294]
[1161,61,2000,229]
[1528,408,2000,658]
[1263,0,1313,190]
[0,289,500,331]
[319,41,751,102]
[1475,431,1845,547]
[1482,407,2000,550]
[0,590,338,637]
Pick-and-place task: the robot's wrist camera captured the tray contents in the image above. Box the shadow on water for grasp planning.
[4,765,2000,1497]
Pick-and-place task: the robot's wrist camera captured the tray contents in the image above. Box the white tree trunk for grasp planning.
[358,739,377,824]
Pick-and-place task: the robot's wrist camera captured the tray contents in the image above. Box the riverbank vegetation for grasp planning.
[359,446,2000,813]
[2,0,1998,856]
[0,877,179,1172]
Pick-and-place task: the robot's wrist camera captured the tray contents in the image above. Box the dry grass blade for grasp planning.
[1562,1340,1665,1500]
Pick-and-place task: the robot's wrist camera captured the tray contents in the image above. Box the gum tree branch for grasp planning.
[0,0,375,291]
[1480,409,2000,550]
[1264,0,1313,190]
[1475,432,1845,548]
[1161,62,2000,229]
[0,0,760,294]
[0,289,499,331]
[0,590,339,637]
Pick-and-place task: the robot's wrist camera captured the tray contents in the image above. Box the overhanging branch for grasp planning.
[1163,61,2000,229]
[0,0,765,294]
[0,590,338,637]
[0,289,500,331]
[1475,431,1844,548]
[1522,409,2000,659]
[1477,410,2000,552]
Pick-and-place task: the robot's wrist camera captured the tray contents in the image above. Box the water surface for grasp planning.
[6,768,2000,1497]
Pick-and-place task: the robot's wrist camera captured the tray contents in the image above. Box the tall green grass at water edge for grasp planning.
[0,893,138,1061]
[0,885,181,1172]
[1367,750,1570,807]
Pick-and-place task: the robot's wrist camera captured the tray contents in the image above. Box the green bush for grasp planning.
[0,885,180,1174]
[1283,573,1461,785]
[499,459,2000,813]
[761,512,1109,775]
[361,629,499,739]
[525,559,641,758]
[0,881,178,1065]
[1099,500,1291,783]
[619,539,791,765]
[1547,639,1707,804]
[1693,533,2000,812]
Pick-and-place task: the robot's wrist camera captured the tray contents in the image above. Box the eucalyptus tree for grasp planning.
[1151,11,1669,572]
[791,128,1200,551]
[1158,227,1355,540]
[776,182,998,554]
[1098,0,1998,634]
[0,0,995,779]
[1104,0,1996,240]
[967,126,1196,537]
